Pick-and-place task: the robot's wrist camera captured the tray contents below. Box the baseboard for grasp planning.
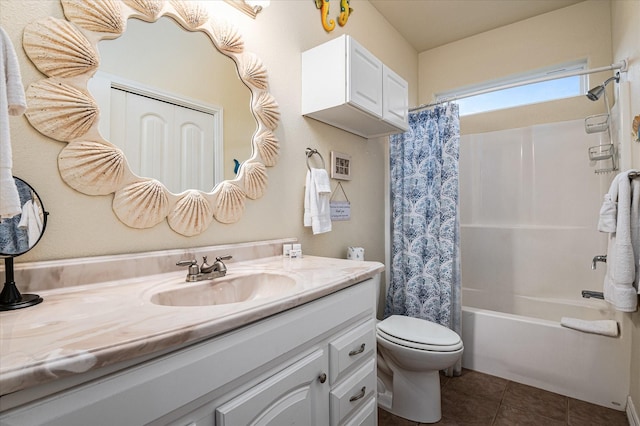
[628,396,639,426]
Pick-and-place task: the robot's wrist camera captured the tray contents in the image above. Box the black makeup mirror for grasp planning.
[0,177,49,311]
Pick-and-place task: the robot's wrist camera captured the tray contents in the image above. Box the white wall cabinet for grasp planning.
[302,35,409,138]
[0,277,379,426]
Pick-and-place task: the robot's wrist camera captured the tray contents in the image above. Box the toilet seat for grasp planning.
[377,315,463,352]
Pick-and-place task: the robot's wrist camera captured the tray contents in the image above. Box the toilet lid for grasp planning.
[377,315,462,351]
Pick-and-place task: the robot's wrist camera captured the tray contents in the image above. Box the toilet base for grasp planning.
[377,370,442,423]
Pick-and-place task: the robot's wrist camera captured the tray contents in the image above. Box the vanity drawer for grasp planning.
[343,397,376,426]
[329,358,376,426]
[329,319,375,384]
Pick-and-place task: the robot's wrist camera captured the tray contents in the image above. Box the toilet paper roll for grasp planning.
[347,246,364,261]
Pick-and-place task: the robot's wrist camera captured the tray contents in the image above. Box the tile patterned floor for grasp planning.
[377,369,629,425]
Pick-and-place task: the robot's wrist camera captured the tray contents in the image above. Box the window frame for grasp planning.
[436,59,589,116]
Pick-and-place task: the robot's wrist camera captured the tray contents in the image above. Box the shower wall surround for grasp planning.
[459,118,614,308]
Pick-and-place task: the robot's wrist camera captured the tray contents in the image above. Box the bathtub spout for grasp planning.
[581,290,604,299]
[591,255,607,270]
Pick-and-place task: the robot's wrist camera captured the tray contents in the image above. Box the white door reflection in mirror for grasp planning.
[111,89,220,193]
[93,16,254,190]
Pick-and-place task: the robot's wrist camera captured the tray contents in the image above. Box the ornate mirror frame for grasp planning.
[22,0,280,236]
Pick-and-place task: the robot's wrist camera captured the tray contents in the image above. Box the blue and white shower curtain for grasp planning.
[385,104,461,373]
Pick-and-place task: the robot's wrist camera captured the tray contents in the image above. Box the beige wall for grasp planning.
[1,0,417,264]
[418,0,612,134]
[611,0,640,416]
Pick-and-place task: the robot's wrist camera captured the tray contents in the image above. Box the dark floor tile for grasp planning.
[493,404,567,426]
[443,369,508,403]
[501,381,568,422]
[440,385,501,425]
[568,398,629,426]
[378,407,419,426]
[440,372,451,388]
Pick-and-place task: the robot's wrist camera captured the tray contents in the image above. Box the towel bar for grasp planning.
[305,148,325,171]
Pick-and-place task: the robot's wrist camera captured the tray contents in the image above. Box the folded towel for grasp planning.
[631,178,640,294]
[602,170,639,312]
[312,168,331,193]
[304,168,332,235]
[0,26,26,220]
[560,317,619,337]
[597,173,619,232]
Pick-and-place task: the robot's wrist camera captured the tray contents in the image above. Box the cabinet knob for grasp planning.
[348,343,366,356]
[318,372,327,383]
[349,386,366,402]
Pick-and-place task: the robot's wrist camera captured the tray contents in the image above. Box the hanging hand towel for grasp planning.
[304,168,332,234]
[602,170,639,312]
[0,26,26,221]
[560,317,619,337]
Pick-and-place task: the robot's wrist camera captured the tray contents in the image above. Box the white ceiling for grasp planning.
[369,0,585,52]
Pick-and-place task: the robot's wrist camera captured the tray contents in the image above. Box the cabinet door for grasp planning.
[382,66,409,131]
[347,38,383,117]
[216,349,329,426]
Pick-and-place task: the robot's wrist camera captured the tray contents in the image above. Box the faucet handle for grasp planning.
[177,259,199,276]
[212,255,232,274]
[591,255,607,270]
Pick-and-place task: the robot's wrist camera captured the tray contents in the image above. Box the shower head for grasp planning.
[586,73,620,101]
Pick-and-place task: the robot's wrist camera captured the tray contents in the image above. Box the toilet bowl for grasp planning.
[376,315,463,423]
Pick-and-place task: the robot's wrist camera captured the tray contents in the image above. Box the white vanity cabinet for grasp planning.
[0,277,379,426]
[301,35,409,138]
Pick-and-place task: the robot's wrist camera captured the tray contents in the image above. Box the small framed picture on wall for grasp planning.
[330,151,352,180]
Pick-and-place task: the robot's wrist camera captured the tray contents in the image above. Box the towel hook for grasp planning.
[305,148,325,171]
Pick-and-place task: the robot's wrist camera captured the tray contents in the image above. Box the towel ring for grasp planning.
[305,148,325,171]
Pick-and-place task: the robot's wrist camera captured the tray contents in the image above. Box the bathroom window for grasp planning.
[437,60,588,116]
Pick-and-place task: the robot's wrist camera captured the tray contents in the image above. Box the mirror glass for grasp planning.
[22,0,280,235]
[0,177,48,257]
[90,16,255,193]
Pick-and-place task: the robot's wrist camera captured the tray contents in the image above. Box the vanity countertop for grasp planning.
[0,255,384,397]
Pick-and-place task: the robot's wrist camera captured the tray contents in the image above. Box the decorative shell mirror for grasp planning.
[22,0,280,236]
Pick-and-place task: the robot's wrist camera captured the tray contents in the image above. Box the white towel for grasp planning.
[560,317,619,337]
[304,168,332,234]
[602,170,640,312]
[597,173,620,233]
[631,178,640,294]
[0,26,26,221]
[18,199,43,246]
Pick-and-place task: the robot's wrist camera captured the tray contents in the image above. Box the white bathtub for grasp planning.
[461,290,631,410]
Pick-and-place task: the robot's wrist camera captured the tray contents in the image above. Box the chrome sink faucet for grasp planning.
[176,255,232,282]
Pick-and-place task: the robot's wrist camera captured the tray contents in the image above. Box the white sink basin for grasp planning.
[150,272,298,306]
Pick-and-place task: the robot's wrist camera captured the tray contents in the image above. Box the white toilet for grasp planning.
[376,314,463,423]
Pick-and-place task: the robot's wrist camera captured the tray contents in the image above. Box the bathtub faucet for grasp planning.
[581,290,604,299]
[591,255,607,270]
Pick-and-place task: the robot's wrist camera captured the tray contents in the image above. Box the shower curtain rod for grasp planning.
[409,59,628,112]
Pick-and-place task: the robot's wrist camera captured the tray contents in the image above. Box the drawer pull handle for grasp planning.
[348,343,366,356]
[349,386,366,402]
[318,373,327,383]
